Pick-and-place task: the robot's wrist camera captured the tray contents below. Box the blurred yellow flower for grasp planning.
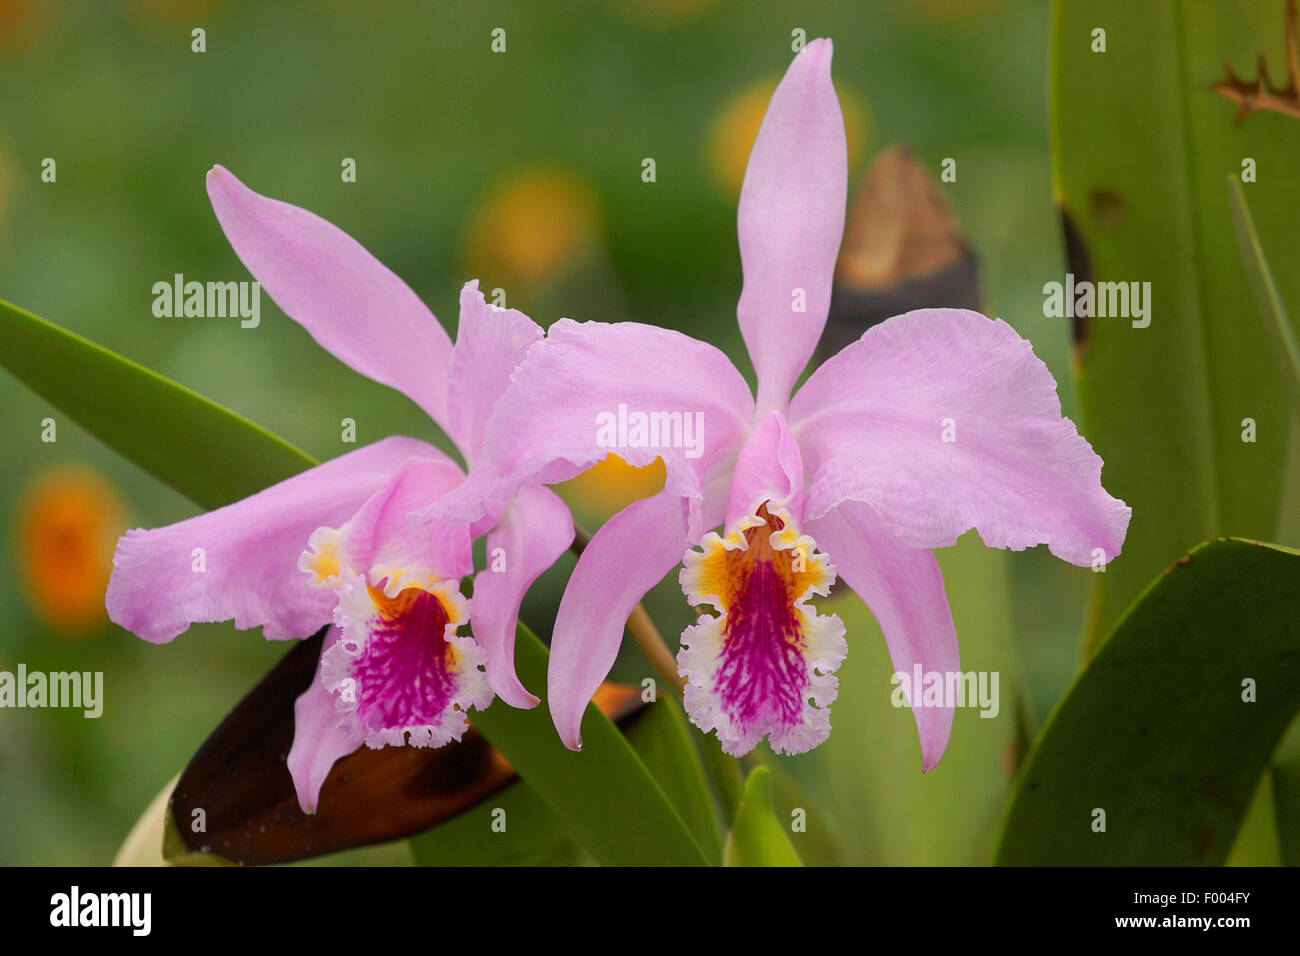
[557,454,666,524]
[708,76,871,198]
[463,168,601,289]
[14,465,125,636]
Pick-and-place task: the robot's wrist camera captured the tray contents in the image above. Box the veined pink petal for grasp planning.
[725,409,804,530]
[471,486,574,708]
[806,501,958,772]
[549,490,691,750]
[287,628,363,814]
[107,437,438,644]
[445,280,544,464]
[790,309,1131,566]
[206,165,454,427]
[736,38,848,418]
[426,319,753,529]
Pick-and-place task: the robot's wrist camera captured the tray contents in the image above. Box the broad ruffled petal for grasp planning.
[724,409,804,530]
[321,573,491,749]
[427,319,754,531]
[549,490,691,750]
[790,309,1131,566]
[287,627,363,814]
[471,486,574,708]
[206,166,454,427]
[806,500,959,772]
[678,501,845,757]
[107,437,440,644]
[445,280,544,464]
[736,38,848,417]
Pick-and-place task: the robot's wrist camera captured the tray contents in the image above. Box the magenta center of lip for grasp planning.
[714,540,809,729]
[353,586,460,735]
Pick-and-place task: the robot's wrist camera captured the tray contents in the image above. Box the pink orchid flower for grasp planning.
[106,168,573,812]
[428,39,1130,769]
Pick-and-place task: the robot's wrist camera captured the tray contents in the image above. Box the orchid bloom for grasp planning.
[427,39,1130,768]
[106,168,572,812]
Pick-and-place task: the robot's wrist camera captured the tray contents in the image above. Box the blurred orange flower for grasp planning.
[463,168,601,290]
[14,465,125,635]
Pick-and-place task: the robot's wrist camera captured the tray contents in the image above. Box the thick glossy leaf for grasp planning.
[0,298,315,510]
[723,767,801,867]
[468,625,710,866]
[1051,0,1300,652]
[996,538,1300,865]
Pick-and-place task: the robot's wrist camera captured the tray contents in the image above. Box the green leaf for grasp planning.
[468,625,710,867]
[1227,176,1300,398]
[409,782,589,867]
[996,538,1300,865]
[1051,0,1300,653]
[621,696,725,862]
[723,767,801,867]
[1273,755,1300,865]
[0,297,316,509]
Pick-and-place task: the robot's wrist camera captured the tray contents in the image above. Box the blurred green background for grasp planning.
[0,0,1088,864]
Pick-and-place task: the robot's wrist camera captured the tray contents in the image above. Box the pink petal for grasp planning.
[206,165,454,427]
[287,627,363,814]
[445,280,544,464]
[549,490,691,750]
[806,501,958,771]
[724,409,804,530]
[790,309,1132,566]
[428,319,754,528]
[316,455,472,584]
[471,486,574,708]
[736,38,847,417]
[107,437,439,644]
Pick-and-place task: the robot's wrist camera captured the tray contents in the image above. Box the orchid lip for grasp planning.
[676,501,847,757]
[321,570,491,750]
